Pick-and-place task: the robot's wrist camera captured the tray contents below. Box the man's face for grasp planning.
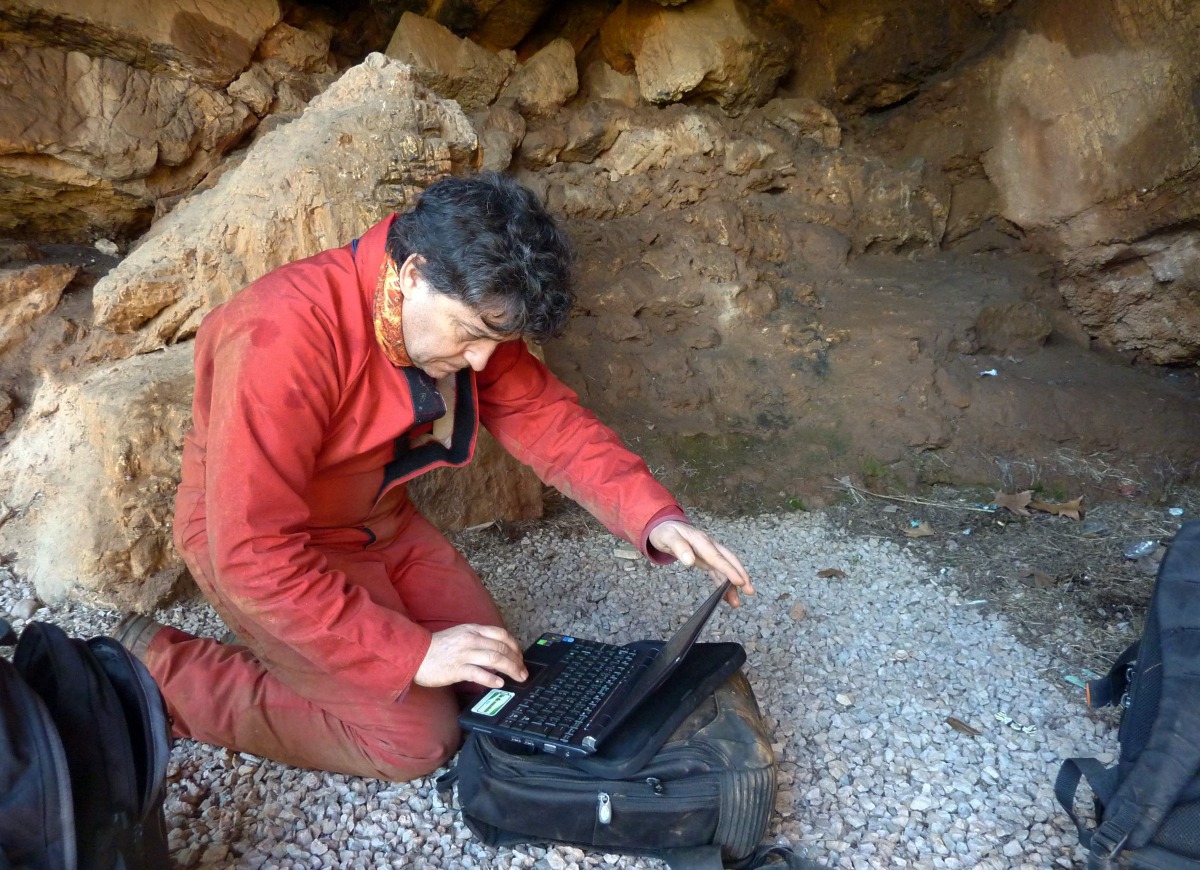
[396,255,510,379]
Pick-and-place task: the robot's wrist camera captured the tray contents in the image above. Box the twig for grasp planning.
[833,478,998,513]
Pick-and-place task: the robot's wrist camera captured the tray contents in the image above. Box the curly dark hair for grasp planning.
[385,172,575,342]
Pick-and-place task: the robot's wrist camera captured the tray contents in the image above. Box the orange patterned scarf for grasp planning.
[372,257,413,367]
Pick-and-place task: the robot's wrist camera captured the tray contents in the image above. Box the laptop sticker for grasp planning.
[471,689,515,717]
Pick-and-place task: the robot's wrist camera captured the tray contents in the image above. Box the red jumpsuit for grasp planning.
[145,215,685,780]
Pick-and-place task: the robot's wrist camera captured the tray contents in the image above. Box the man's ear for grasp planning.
[398,254,426,300]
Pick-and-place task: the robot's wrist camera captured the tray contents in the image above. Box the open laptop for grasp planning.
[459,580,732,759]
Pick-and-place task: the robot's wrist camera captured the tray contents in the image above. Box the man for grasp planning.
[116,172,753,781]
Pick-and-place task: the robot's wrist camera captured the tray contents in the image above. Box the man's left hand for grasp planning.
[647,521,755,606]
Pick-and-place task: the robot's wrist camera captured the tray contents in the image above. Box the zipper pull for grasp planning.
[646,777,665,796]
[597,792,612,825]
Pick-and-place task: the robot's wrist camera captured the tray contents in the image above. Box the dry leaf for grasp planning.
[993,490,1033,516]
[817,567,848,579]
[789,602,808,621]
[905,521,935,538]
[946,716,981,737]
[1024,570,1059,588]
[1029,497,1084,521]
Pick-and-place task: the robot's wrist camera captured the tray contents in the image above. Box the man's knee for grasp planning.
[362,688,463,781]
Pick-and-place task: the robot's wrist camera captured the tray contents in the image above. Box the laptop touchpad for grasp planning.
[509,660,546,689]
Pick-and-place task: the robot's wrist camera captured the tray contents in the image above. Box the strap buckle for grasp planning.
[1090,820,1130,861]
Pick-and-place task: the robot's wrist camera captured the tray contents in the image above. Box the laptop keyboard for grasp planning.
[499,640,639,742]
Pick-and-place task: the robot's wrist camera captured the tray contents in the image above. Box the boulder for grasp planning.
[0,345,195,610]
[385,12,513,111]
[0,0,281,87]
[472,104,527,171]
[498,38,579,119]
[468,0,553,51]
[0,264,78,355]
[579,59,642,107]
[601,0,791,112]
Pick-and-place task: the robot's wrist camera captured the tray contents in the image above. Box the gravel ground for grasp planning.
[0,510,1118,869]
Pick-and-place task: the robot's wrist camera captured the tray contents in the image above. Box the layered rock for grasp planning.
[0,2,339,244]
[0,0,281,87]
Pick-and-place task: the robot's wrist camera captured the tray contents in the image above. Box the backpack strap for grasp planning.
[1056,757,1119,839]
[1085,641,1139,709]
[1093,521,1200,857]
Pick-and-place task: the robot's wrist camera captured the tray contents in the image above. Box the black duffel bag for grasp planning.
[442,669,814,869]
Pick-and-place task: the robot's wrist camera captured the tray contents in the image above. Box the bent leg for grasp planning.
[157,501,505,779]
[382,507,505,632]
[144,627,460,781]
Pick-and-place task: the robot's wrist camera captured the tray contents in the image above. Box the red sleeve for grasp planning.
[476,341,684,559]
[198,298,430,701]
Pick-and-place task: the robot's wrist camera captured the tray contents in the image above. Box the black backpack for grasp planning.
[0,618,172,870]
[1056,519,1200,869]
[442,666,820,869]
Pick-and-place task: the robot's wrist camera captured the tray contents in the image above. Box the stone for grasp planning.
[0,0,281,88]
[473,104,527,172]
[0,264,78,355]
[762,98,842,149]
[601,0,791,112]
[385,12,512,112]
[559,102,626,164]
[498,39,579,119]
[254,22,332,74]
[227,64,277,117]
[11,597,40,619]
[974,302,1052,357]
[579,60,642,108]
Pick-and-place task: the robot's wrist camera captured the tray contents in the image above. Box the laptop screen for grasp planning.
[614,579,730,716]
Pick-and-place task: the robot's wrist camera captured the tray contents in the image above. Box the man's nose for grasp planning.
[464,342,496,371]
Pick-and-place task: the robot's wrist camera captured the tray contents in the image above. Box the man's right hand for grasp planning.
[414,623,528,689]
